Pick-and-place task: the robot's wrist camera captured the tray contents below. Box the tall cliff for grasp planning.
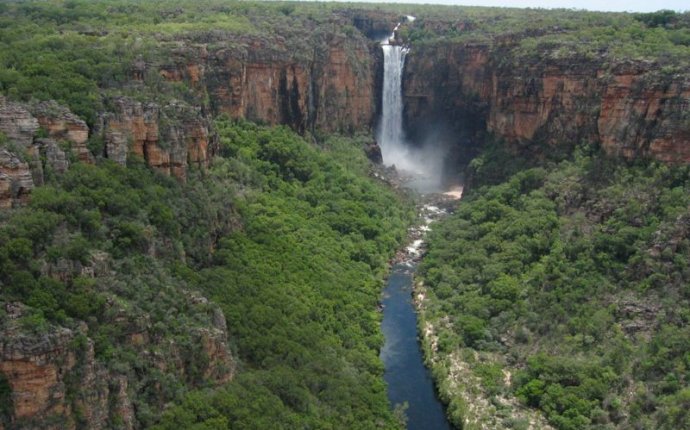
[0,28,381,207]
[0,96,215,205]
[0,295,235,430]
[153,31,379,135]
[403,41,690,164]
[0,7,391,426]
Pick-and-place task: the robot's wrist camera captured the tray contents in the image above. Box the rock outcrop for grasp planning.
[403,42,690,163]
[95,97,214,180]
[0,98,38,208]
[30,101,93,165]
[0,96,215,207]
[0,150,33,209]
[597,63,690,162]
[0,97,39,148]
[0,26,383,205]
[0,300,235,430]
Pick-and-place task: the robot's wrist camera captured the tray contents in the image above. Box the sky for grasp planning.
[335,1,688,13]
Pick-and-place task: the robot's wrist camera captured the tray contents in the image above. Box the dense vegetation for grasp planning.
[0,120,412,427]
[420,146,690,429]
[3,1,690,429]
[0,0,367,125]
[153,121,412,429]
[399,7,690,69]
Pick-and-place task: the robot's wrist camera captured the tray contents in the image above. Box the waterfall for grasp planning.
[378,17,448,194]
[378,41,409,169]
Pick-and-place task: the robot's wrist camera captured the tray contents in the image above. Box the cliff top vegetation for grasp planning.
[2,1,688,126]
[395,6,690,67]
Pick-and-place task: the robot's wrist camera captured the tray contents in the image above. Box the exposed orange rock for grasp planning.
[157,34,377,134]
[404,43,690,163]
[0,96,39,148]
[0,98,100,207]
[319,38,376,133]
[598,68,690,162]
[488,64,599,147]
[0,304,78,429]
[31,101,93,164]
[98,97,214,180]
[0,150,33,209]
[0,299,235,429]
[0,359,60,420]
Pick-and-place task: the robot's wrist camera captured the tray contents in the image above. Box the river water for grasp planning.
[380,260,452,430]
[379,190,460,429]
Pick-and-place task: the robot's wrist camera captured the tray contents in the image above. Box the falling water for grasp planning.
[378,30,446,194]
[378,41,411,170]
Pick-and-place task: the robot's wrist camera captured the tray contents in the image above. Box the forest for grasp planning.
[1,119,412,428]
[420,144,690,429]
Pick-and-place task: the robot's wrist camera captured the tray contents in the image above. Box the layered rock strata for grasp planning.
[154,33,379,135]
[0,301,234,430]
[403,42,690,163]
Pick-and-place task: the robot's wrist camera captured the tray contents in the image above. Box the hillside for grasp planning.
[405,7,690,430]
[1,118,412,428]
[420,147,690,429]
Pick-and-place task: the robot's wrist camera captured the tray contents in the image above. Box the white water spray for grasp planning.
[377,18,447,193]
[378,41,412,170]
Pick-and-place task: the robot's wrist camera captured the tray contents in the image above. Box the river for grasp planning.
[376,15,458,428]
[380,189,460,429]
[380,261,452,430]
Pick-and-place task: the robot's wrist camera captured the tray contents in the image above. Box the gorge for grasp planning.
[1,2,689,429]
[377,19,453,429]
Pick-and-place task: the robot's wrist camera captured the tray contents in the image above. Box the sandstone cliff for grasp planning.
[0,300,234,430]
[153,31,379,135]
[95,97,214,180]
[0,150,33,209]
[0,98,39,208]
[403,41,690,163]
[0,95,216,208]
[0,22,384,207]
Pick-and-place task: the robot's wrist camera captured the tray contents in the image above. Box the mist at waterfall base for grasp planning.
[377,43,458,195]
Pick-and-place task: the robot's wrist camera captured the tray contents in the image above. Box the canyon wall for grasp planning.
[3,12,689,428]
[3,13,689,204]
[0,301,234,430]
[0,96,214,207]
[153,31,379,135]
[0,28,381,208]
[403,41,690,163]
[0,20,383,427]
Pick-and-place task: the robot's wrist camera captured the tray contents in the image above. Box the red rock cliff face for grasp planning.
[403,42,690,163]
[1,28,381,198]
[156,33,378,135]
[0,98,41,208]
[95,97,213,180]
[597,64,690,162]
[0,301,235,430]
